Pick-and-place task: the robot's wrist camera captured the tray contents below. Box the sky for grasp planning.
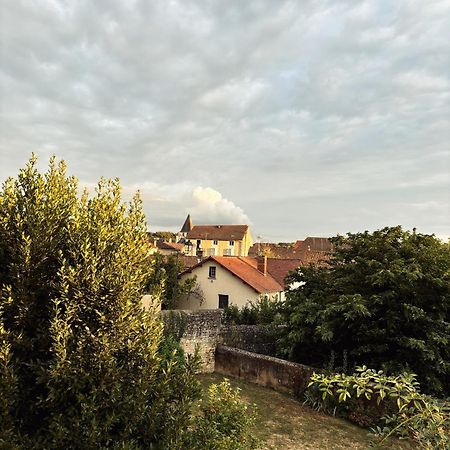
[0,0,449,242]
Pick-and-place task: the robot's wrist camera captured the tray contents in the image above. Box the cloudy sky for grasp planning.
[1,0,449,242]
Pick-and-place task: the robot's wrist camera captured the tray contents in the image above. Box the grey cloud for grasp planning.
[0,0,448,240]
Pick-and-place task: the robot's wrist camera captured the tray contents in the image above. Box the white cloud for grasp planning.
[190,187,250,224]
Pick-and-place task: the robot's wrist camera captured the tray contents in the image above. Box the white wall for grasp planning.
[177,263,258,309]
[176,262,283,310]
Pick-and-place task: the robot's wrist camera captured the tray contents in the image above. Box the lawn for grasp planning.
[199,373,413,450]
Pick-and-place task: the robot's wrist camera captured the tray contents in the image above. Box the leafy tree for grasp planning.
[280,226,450,396]
[0,156,256,449]
[147,253,203,309]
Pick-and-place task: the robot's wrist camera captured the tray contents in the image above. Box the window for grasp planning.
[229,240,234,246]
[208,248,216,256]
[208,266,216,279]
[197,239,201,247]
[213,240,218,245]
[223,248,232,256]
[218,294,229,309]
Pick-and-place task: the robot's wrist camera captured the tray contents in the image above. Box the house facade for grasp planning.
[177,256,285,310]
[184,224,253,257]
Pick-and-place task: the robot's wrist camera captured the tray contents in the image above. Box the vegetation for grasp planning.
[148,230,177,241]
[306,367,450,449]
[189,379,259,450]
[279,226,450,397]
[200,373,411,450]
[223,296,283,326]
[0,156,256,449]
[146,253,203,309]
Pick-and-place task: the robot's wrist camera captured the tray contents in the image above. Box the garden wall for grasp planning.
[215,345,315,397]
[161,309,222,373]
[219,325,277,356]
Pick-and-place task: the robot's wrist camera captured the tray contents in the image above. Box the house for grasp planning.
[179,215,253,257]
[176,256,299,310]
[295,237,333,253]
[155,240,185,256]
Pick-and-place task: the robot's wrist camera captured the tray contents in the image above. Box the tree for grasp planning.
[0,156,256,449]
[146,253,203,309]
[280,226,450,396]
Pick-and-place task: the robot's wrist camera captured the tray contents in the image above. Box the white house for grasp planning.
[176,256,299,310]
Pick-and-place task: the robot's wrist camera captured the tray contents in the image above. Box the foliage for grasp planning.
[280,226,450,396]
[146,253,203,309]
[139,335,202,449]
[0,156,256,449]
[148,231,177,241]
[222,296,283,326]
[306,367,450,449]
[189,379,259,450]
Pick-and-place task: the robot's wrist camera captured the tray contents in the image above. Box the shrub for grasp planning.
[305,366,450,449]
[189,379,259,450]
[222,296,283,326]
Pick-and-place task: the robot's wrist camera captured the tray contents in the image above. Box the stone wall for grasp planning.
[215,345,315,397]
[218,325,277,356]
[161,309,222,373]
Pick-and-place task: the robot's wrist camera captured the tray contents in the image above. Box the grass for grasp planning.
[198,373,414,450]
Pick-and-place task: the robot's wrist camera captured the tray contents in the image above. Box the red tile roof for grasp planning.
[182,256,283,294]
[187,225,248,241]
[179,255,200,270]
[157,241,184,251]
[266,259,302,287]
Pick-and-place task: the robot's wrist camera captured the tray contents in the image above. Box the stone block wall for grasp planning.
[161,309,222,373]
[218,325,277,356]
[215,345,315,397]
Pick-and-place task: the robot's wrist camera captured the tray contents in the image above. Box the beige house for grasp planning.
[186,225,253,257]
[177,256,286,310]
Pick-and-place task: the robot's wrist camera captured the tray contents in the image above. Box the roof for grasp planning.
[179,255,200,270]
[266,259,302,287]
[156,241,184,251]
[187,225,249,241]
[298,251,331,267]
[180,214,193,233]
[298,237,333,252]
[248,243,299,259]
[182,256,283,294]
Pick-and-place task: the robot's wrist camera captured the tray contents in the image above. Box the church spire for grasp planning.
[180,214,193,233]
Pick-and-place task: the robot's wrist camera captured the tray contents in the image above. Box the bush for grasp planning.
[223,296,283,326]
[189,379,259,450]
[306,367,450,449]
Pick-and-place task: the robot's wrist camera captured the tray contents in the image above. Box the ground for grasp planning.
[199,373,413,450]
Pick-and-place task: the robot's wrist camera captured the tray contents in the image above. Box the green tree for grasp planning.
[0,156,257,449]
[280,226,450,396]
[0,156,164,447]
[147,253,203,309]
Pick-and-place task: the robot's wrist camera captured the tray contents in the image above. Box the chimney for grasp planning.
[257,256,267,276]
